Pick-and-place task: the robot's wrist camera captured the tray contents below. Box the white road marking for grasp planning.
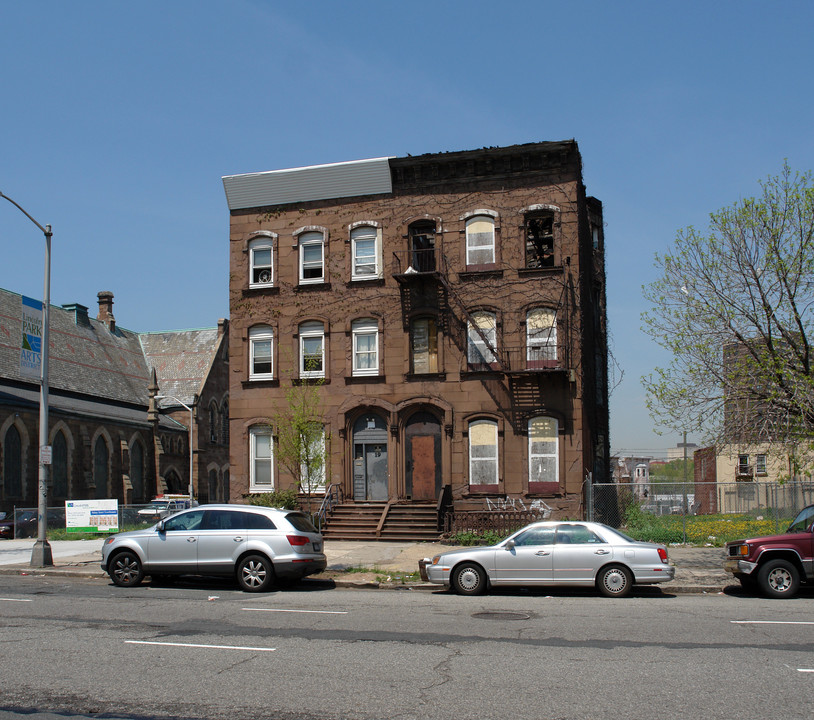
[242,607,348,614]
[0,597,32,602]
[799,669,814,673]
[731,620,814,625]
[126,640,276,652]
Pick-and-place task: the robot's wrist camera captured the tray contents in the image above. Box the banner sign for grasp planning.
[65,499,119,534]
[20,296,43,380]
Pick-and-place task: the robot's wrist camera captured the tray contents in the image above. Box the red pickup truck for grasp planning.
[723,504,814,598]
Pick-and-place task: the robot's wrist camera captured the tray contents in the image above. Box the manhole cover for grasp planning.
[472,611,531,621]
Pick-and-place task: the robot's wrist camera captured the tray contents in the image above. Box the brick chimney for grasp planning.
[97,291,115,332]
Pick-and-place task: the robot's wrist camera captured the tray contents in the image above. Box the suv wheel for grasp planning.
[109,550,144,588]
[237,554,274,592]
[757,559,800,599]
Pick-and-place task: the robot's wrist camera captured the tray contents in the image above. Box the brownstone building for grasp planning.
[224,141,609,532]
[0,288,229,518]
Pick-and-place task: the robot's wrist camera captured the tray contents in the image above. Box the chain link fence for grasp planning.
[3,504,169,539]
[588,480,814,545]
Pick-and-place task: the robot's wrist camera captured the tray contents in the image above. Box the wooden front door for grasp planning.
[406,412,441,501]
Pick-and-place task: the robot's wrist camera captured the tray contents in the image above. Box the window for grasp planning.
[737,454,751,476]
[465,214,495,267]
[351,225,379,279]
[529,416,558,488]
[469,419,498,486]
[525,213,554,268]
[249,325,274,380]
[408,220,436,272]
[52,430,68,498]
[299,231,324,284]
[300,424,326,494]
[410,317,438,374]
[352,318,379,376]
[249,236,274,287]
[163,509,204,532]
[93,435,109,499]
[299,321,325,378]
[756,454,767,475]
[527,308,557,368]
[3,425,22,498]
[249,427,273,492]
[221,400,229,445]
[130,441,144,501]
[209,402,218,443]
[467,311,497,369]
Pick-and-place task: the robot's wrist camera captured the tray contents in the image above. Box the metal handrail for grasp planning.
[315,483,345,531]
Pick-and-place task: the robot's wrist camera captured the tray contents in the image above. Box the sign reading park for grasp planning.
[20,295,43,380]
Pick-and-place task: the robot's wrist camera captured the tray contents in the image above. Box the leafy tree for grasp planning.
[272,369,328,509]
[642,163,814,459]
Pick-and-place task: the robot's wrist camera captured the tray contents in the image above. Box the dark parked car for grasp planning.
[0,513,13,539]
[101,504,326,592]
[723,504,814,598]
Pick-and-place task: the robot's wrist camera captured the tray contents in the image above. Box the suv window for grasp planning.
[787,505,814,534]
[163,510,204,532]
[285,512,318,533]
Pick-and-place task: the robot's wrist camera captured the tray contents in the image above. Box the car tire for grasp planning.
[237,554,275,592]
[596,564,633,598]
[757,559,800,599]
[109,550,144,588]
[451,562,487,596]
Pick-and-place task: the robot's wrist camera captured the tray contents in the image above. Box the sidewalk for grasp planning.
[0,538,730,593]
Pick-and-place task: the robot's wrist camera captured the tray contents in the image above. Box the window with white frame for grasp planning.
[467,311,497,369]
[249,325,274,380]
[249,427,273,492]
[352,318,379,376]
[465,214,496,267]
[351,225,379,280]
[756,454,767,475]
[300,423,326,493]
[469,419,498,485]
[527,308,557,367]
[299,321,325,378]
[249,236,274,287]
[528,416,558,485]
[299,231,324,284]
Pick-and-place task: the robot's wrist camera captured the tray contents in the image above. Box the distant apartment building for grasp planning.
[224,141,609,532]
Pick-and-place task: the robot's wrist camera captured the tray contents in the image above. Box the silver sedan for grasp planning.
[420,521,675,597]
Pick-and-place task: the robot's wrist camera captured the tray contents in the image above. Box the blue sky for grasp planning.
[2,1,813,456]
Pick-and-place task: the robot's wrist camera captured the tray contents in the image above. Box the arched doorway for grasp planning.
[352,413,388,501]
[405,411,441,501]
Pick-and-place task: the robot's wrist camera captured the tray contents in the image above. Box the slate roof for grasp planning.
[0,287,221,417]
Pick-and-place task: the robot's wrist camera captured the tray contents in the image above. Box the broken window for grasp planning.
[525,213,554,268]
[408,221,436,272]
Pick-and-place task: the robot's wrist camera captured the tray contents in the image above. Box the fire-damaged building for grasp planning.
[223,140,609,538]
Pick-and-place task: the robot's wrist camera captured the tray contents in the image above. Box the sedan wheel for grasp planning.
[451,562,487,596]
[109,550,144,588]
[757,559,799,599]
[237,554,274,592]
[596,564,632,598]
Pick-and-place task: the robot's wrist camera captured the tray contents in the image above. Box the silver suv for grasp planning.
[101,504,326,592]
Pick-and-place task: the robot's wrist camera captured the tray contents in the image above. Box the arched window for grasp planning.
[249,426,273,492]
[249,325,274,380]
[93,435,109,499]
[352,318,379,376]
[52,431,68,498]
[299,231,325,284]
[351,225,380,279]
[528,416,559,491]
[468,419,498,487]
[209,401,218,443]
[527,308,557,368]
[465,214,495,267]
[408,220,436,272]
[248,236,274,287]
[130,441,145,501]
[3,425,22,498]
[221,400,229,445]
[467,311,497,369]
[208,469,218,503]
[299,321,325,378]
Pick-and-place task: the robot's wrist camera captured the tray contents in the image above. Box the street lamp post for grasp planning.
[155,394,195,503]
[0,190,54,567]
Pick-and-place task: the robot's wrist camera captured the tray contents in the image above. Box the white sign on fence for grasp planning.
[65,499,119,534]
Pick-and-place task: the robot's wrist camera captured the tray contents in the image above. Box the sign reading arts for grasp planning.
[65,499,119,534]
[20,296,43,379]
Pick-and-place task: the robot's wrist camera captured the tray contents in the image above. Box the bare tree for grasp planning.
[642,163,814,458]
